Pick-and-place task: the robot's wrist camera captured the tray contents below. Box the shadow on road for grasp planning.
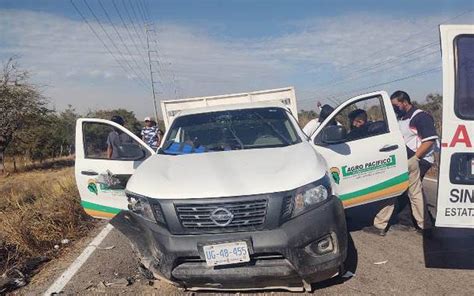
[313,233,358,291]
[345,200,386,231]
[424,228,474,270]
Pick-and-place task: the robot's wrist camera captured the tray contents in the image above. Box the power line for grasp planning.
[121,0,147,50]
[316,49,439,97]
[337,8,474,71]
[146,24,159,123]
[125,0,172,93]
[303,43,440,103]
[353,41,438,75]
[301,66,441,105]
[111,0,150,69]
[133,0,148,27]
[96,0,150,82]
[304,8,474,96]
[139,0,181,98]
[79,0,150,87]
[70,0,148,89]
[124,0,171,104]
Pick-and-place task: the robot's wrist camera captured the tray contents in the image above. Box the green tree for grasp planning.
[0,57,49,170]
[298,109,318,127]
[420,93,442,135]
[57,105,80,155]
[87,109,142,136]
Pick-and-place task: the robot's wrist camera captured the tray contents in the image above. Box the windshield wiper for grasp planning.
[227,126,244,149]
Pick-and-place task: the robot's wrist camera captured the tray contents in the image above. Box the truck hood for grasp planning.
[126,142,327,199]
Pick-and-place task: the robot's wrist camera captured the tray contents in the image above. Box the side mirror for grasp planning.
[317,125,348,145]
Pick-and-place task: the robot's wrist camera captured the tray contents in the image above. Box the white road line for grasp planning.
[43,223,114,296]
[424,177,438,183]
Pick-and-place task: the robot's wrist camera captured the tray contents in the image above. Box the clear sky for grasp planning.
[1,0,473,118]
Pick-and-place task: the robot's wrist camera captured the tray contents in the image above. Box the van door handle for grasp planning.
[81,170,98,176]
[379,145,399,152]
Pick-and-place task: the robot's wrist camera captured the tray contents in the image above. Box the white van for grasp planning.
[75,89,408,291]
[435,24,474,229]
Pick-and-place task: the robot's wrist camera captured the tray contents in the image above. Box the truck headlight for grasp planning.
[126,191,166,225]
[281,175,331,221]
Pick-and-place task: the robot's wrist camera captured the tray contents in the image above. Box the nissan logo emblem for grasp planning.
[210,208,234,227]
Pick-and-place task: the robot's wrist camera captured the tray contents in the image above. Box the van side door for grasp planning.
[74,118,154,219]
[436,25,474,228]
[311,91,408,208]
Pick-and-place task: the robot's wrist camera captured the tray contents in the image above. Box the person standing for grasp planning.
[141,117,159,151]
[363,91,438,236]
[156,129,164,147]
[107,115,133,159]
[302,101,335,137]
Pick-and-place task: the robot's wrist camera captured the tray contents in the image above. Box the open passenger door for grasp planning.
[436,25,474,228]
[311,91,408,208]
[75,118,155,219]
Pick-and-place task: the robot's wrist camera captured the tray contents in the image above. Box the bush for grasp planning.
[0,168,94,272]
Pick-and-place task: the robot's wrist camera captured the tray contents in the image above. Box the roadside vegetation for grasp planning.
[0,166,94,277]
[0,57,162,175]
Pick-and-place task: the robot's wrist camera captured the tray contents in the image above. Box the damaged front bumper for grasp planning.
[110,195,347,291]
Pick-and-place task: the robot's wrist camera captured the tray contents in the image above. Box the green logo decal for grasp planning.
[87,180,98,195]
[330,167,341,184]
[341,155,396,178]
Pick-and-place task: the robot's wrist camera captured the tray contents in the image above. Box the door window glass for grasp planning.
[318,95,389,144]
[455,35,474,119]
[83,122,149,160]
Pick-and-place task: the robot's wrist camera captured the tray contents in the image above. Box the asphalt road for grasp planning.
[20,180,474,295]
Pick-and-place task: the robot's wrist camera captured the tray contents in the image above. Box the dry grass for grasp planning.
[298,114,316,129]
[0,167,94,273]
[2,156,75,174]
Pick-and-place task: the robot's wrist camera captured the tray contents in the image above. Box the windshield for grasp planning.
[160,107,301,155]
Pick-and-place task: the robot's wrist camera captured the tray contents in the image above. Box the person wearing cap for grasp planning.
[302,101,336,137]
[141,116,159,151]
[107,115,133,159]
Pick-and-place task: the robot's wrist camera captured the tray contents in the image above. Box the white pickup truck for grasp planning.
[75,87,409,291]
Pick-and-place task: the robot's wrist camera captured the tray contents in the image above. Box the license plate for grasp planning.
[203,241,250,267]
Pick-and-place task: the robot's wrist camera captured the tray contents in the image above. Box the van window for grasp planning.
[454,35,474,119]
[317,95,389,144]
[83,122,147,160]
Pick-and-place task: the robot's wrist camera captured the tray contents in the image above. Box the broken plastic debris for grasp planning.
[374,260,388,265]
[61,239,70,245]
[97,245,115,250]
[53,245,60,250]
[342,271,355,278]
[97,281,107,291]
[105,278,130,287]
[138,264,155,280]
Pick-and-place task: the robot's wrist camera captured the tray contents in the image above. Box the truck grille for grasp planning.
[175,199,268,233]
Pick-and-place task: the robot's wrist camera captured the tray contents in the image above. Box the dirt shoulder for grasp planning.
[0,166,94,294]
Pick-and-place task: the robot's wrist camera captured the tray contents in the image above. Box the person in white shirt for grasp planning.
[302,102,335,137]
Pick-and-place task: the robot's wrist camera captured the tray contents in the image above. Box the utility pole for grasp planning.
[146,24,159,123]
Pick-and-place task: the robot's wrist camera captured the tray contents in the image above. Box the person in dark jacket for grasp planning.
[347,109,369,140]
